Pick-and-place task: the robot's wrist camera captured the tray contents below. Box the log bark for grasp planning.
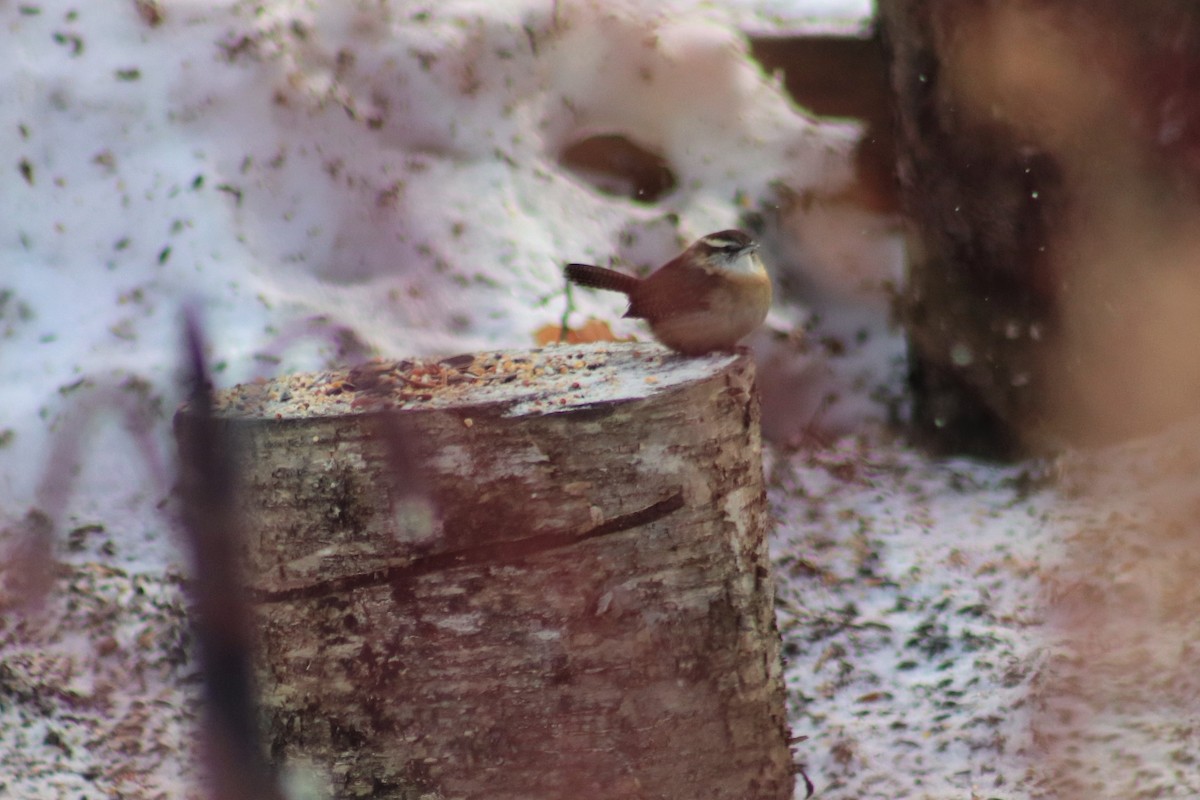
[177,342,793,800]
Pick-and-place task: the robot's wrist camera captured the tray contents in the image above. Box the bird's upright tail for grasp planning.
[564,263,639,296]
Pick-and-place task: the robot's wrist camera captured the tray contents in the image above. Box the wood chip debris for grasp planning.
[208,341,741,420]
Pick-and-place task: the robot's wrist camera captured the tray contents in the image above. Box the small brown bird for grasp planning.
[564,229,772,355]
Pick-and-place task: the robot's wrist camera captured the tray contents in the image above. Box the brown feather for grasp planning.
[626,258,721,320]
[564,263,641,296]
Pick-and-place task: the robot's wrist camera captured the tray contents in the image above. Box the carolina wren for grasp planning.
[564,229,772,355]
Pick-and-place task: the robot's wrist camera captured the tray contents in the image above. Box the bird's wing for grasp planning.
[626,259,720,321]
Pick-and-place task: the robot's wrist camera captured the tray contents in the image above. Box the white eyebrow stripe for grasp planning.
[701,234,745,249]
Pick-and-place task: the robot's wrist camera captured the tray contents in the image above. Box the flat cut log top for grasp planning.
[211,341,744,419]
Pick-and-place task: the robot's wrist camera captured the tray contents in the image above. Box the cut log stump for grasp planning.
[176,341,793,800]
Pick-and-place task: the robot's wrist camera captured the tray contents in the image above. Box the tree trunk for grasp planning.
[178,342,794,800]
[881,0,1200,454]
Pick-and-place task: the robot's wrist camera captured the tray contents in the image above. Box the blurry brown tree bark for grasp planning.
[881,0,1200,455]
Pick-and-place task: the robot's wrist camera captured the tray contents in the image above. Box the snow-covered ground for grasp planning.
[2,1,1196,798]
[1,0,876,571]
